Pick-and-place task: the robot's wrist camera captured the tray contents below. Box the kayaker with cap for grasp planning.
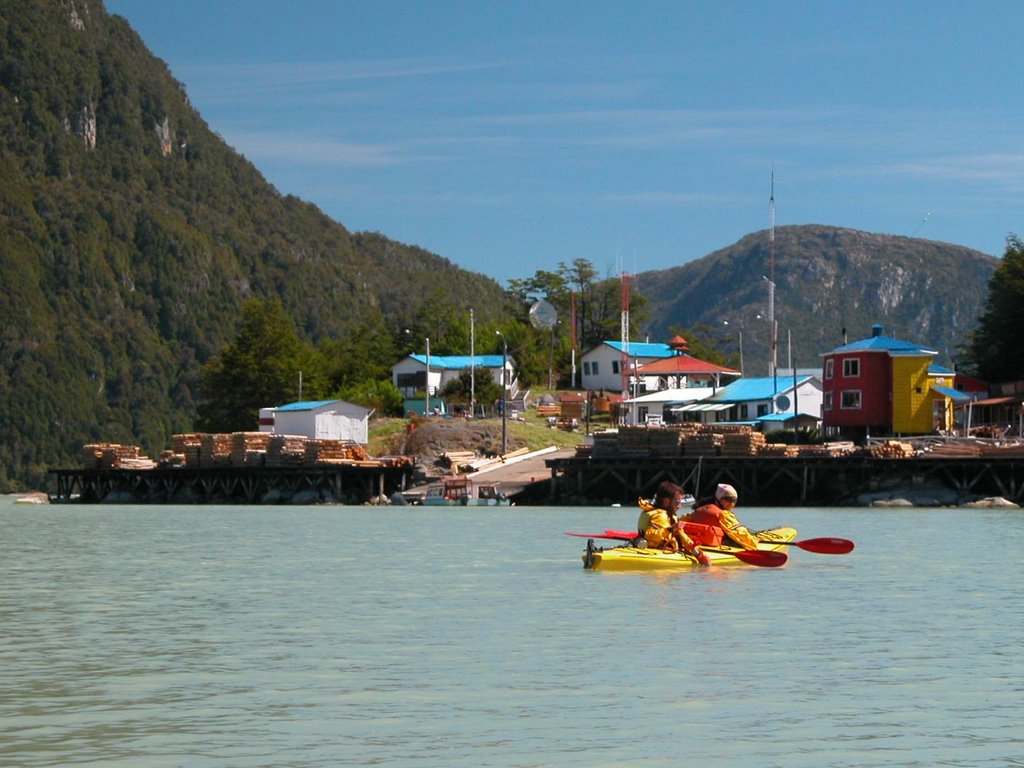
[637,480,711,566]
[684,483,761,551]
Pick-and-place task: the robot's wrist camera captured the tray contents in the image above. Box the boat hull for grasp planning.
[583,527,797,571]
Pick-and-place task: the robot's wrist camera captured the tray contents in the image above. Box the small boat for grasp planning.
[421,476,511,506]
[582,527,797,571]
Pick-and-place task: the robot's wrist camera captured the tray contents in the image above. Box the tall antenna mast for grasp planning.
[620,272,630,402]
[768,167,778,381]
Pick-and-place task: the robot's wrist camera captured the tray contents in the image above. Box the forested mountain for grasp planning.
[635,225,998,375]
[0,1,508,489]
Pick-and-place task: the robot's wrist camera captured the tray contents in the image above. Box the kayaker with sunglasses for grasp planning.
[636,481,711,566]
[684,483,761,551]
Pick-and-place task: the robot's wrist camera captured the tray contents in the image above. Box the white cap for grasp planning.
[715,483,738,501]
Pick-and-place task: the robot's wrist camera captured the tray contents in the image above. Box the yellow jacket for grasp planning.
[637,498,696,551]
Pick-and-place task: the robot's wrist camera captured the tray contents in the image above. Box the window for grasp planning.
[612,360,620,375]
[583,362,591,376]
[825,359,834,379]
[824,392,833,410]
[842,358,860,377]
[840,390,862,409]
[739,404,749,419]
[757,403,769,417]
[592,362,599,375]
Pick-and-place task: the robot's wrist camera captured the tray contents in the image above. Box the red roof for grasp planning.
[637,355,740,376]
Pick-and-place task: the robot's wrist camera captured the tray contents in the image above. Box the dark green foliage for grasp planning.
[196,300,318,432]
[636,225,997,374]
[440,369,503,409]
[964,235,1024,383]
[0,1,509,490]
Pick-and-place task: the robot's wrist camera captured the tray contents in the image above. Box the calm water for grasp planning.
[2,497,1023,768]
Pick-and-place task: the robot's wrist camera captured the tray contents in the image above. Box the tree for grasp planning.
[966,235,1024,383]
[196,300,320,431]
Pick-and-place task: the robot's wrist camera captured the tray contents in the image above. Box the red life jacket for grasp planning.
[683,504,726,546]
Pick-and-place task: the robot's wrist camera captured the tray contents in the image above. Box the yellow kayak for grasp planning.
[582,527,797,571]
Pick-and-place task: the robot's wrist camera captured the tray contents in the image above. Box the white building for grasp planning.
[622,387,716,425]
[391,353,516,398]
[579,341,675,392]
[671,375,823,428]
[259,400,372,443]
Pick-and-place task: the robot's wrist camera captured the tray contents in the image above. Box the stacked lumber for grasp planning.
[230,432,272,466]
[306,439,370,464]
[81,443,155,469]
[199,433,233,467]
[759,443,800,458]
[616,427,651,457]
[266,435,308,467]
[921,442,983,458]
[793,443,855,458]
[172,433,204,466]
[721,430,767,457]
[591,432,619,458]
[158,449,186,467]
[684,432,723,457]
[871,440,916,458]
[441,450,477,471]
[648,427,684,457]
[980,443,1024,458]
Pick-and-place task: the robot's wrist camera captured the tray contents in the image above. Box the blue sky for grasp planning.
[105,0,1024,284]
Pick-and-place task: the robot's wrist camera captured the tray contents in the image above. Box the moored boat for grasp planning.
[421,476,511,506]
[582,527,797,571]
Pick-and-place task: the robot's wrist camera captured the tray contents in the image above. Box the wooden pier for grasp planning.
[48,463,415,505]
[544,454,1024,506]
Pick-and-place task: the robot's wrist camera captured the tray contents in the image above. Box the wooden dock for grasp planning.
[48,463,415,505]
[543,453,1024,506]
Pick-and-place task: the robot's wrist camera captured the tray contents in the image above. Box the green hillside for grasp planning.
[635,225,998,374]
[0,1,507,489]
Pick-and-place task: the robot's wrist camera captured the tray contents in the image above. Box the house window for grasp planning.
[825,359,834,379]
[592,362,599,375]
[757,403,769,417]
[824,392,833,410]
[739,404,749,419]
[842,358,860,377]
[612,360,620,375]
[840,390,862,409]
[583,362,591,376]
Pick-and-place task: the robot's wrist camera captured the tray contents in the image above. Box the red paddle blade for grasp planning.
[794,537,855,555]
[604,528,638,539]
[731,549,788,567]
[563,531,632,540]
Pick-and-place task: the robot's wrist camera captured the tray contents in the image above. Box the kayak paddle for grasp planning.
[600,528,854,556]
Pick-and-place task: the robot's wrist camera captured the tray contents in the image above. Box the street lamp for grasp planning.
[496,330,508,456]
[425,336,430,417]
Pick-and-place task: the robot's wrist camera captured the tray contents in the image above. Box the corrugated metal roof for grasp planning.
[931,385,970,401]
[708,376,812,402]
[275,400,339,412]
[827,332,935,356]
[409,354,506,369]
[603,341,674,358]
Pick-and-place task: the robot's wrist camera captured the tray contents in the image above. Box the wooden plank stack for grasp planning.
[306,439,370,464]
[266,435,308,467]
[721,429,767,457]
[172,433,203,466]
[683,432,723,457]
[81,443,156,469]
[759,443,800,457]
[230,432,272,466]
[871,440,916,458]
[590,432,619,458]
[616,427,651,457]
[199,433,233,467]
[648,427,684,457]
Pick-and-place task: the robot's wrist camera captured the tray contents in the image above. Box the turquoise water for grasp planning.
[2,498,1022,767]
